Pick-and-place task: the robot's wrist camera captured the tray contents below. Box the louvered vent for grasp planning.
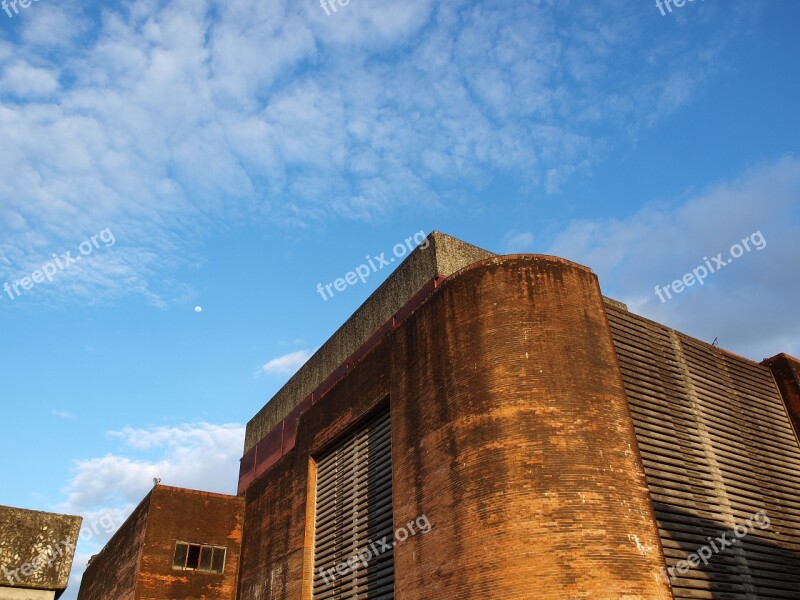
[606,303,800,599]
[313,406,394,599]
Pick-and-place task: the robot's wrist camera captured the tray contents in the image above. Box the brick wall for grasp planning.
[763,353,800,442]
[238,255,672,599]
[78,495,149,600]
[136,486,244,600]
[77,486,243,600]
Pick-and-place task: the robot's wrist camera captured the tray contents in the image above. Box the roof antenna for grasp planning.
[711,337,719,347]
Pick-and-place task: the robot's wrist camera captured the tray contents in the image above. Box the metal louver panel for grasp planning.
[313,406,394,600]
[605,303,800,600]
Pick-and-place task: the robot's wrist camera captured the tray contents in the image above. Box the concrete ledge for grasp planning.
[0,505,81,593]
[244,231,495,452]
[0,588,56,600]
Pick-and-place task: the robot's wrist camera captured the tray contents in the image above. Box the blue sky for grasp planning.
[1,0,799,594]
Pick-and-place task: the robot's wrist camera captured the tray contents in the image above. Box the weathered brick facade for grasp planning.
[763,353,800,441]
[76,233,800,599]
[77,486,244,600]
[238,255,673,599]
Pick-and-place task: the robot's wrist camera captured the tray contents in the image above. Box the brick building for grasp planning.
[237,232,800,599]
[81,232,800,599]
[0,505,81,600]
[77,485,244,600]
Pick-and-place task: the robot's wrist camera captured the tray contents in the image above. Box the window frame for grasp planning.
[172,541,227,574]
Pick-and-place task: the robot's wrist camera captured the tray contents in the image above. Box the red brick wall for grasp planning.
[136,486,244,600]
[78,493,150,600]
[763,353,800,442]
[238,255,672,599]
[78,487,243,600]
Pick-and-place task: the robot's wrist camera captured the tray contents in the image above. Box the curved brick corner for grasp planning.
[237,255,673,599]
[390,255,672,599]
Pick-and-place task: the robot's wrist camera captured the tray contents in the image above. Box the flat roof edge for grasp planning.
[244,231,495,452]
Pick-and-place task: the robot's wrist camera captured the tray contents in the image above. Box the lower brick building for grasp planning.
[76,485,244,600]
[79,232,800,599]
[237,232,800,599]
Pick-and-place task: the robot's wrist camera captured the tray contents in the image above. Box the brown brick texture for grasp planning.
[136,486,244,600]
[763,353,800,442]
[238,255,672,599]
[78,486,243,600]
[78,494,150,600]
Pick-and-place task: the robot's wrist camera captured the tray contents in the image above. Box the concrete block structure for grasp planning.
[0,505,81,600]
[77,485,244,600]
[79,232,800,599]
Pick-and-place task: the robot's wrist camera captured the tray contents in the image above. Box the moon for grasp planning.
[194,306,202,313]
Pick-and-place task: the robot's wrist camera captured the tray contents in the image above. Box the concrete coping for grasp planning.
[244,231,496,452]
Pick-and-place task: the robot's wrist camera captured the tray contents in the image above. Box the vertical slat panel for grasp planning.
[606,303,800,599]
[313,406,394,599]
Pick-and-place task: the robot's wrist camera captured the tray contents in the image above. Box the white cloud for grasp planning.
[60,422,244,514]
[503,230,535,253]
[258,349,312,377]
[55,421,245,599]
[547,155,800,360]
[19,3,90,48]
[52,409,76,420]
[0,0,752,307]
[0,62,60,97]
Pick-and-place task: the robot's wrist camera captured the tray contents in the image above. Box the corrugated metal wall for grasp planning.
[606,304,800,599]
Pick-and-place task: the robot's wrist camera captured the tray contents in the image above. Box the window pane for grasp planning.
[173,543,188,569]
[199,546,213,571]
[211,547,226,573]
[186,544,201,569]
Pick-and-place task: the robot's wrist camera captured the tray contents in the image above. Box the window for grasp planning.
[172,542,226,573]
[313,405,394,599]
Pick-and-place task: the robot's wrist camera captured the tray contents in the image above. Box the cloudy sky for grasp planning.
[1,0,798,594]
